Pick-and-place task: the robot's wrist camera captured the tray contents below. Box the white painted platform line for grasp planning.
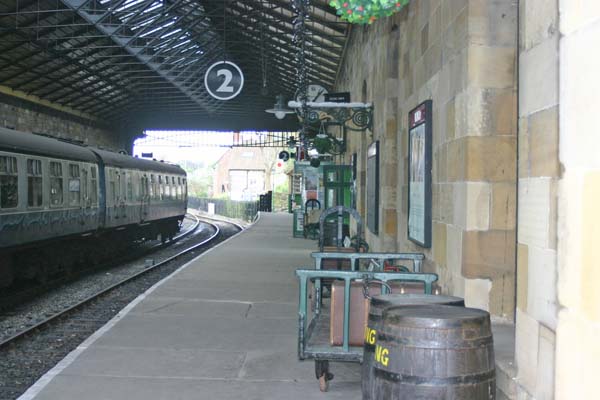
[18,224,248,400]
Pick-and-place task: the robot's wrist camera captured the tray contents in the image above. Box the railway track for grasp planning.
[0,213,201,312]
[0,215,244,400]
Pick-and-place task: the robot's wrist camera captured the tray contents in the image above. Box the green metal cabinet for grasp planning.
[323,165,353,209]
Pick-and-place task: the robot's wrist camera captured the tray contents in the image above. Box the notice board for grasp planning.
[407,100,432,247]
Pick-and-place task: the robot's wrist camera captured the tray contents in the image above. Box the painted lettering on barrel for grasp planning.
[364,326,377,345]
[374,344,389,367]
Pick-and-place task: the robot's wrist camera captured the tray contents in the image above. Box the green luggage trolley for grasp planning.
[295,251,437,392]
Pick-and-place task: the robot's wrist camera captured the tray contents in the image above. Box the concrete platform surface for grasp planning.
[21,213,362,400]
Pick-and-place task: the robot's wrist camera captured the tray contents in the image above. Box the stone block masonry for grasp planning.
[0,89,129,151]
[336,0,517,321]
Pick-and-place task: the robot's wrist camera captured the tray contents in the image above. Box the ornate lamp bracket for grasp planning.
[288,101,373,132]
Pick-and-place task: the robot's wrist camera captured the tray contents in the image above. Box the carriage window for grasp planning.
[49,161,63,206]
[164,175,170,199]
[127,174,133,201]
[27,159,43,207]
[171,177,176,199]
[183,178,187,199]
[90,166,98,205]
[0,156,18,208]
[81,168,88,204]
[150,174,156,199]
[115,171,121,201]
[106,170,113,202]
[69,164,80,206]
[136,176,143,201]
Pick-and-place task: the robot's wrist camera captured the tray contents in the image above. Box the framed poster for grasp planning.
[407,100,432,247]
[367,141,379,234]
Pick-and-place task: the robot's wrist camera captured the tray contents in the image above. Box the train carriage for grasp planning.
[0,128,187,286]
[92,148,187,238]
[0,128,101,248]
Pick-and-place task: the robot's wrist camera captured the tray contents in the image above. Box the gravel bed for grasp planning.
[0,217,206,343]
[0,219,241,400]
[0,215,199,310]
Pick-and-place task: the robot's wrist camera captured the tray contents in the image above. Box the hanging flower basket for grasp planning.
[313,137,332,154]
[329,0,409,24]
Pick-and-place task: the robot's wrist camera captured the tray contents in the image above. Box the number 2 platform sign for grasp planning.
[204,61,244,101]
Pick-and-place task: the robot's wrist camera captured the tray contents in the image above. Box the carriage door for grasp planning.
[113,170,121,220]
[81,167,89,225]
[140,175,149,221]
[120,170,127,219]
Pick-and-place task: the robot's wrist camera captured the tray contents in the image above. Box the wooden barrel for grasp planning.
[362,294,464,400]
[372,305,495,400]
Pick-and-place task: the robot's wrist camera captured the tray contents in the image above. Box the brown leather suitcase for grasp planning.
[329,280,441,346]
[330,280,370,346]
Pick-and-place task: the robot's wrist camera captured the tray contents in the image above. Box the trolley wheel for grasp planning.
[319,374,329,392]
[315,360,334,392]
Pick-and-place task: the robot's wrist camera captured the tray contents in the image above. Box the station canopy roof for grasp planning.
[0,0,350,131]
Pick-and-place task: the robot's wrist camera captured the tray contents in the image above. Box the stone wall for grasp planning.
[0,89,127,151]
[556,1,600,398]
[336,0,517,317]
[515,1,559,399]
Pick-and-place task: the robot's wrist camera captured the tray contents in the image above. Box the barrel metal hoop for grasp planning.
[374,368,495,385]
[377,333,493,349]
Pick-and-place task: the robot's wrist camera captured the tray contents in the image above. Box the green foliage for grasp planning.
[183,161,214,198]
[329,0,409,24]
[274,180,289,194]
[313,137,332,154]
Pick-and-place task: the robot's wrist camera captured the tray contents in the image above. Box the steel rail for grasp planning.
[0,214,240,349]
[0,213,200,310]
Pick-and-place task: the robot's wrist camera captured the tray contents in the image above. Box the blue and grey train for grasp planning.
[0,127,188,287]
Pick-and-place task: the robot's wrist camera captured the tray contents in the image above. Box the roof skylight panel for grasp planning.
[144,1,163,13]
[115,0,147,13]
[172,38,191,49]
[159,27,182,39]
[129,15,157,30]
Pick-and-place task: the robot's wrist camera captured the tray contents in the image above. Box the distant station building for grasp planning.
[213,147,280,201]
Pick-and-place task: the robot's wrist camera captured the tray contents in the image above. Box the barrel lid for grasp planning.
[383,304,490,328]
[371,294,464,308]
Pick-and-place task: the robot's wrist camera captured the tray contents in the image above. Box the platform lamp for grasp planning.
[266,95,295,119]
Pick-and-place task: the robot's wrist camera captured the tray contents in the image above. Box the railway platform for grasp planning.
[19,213,362,400]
